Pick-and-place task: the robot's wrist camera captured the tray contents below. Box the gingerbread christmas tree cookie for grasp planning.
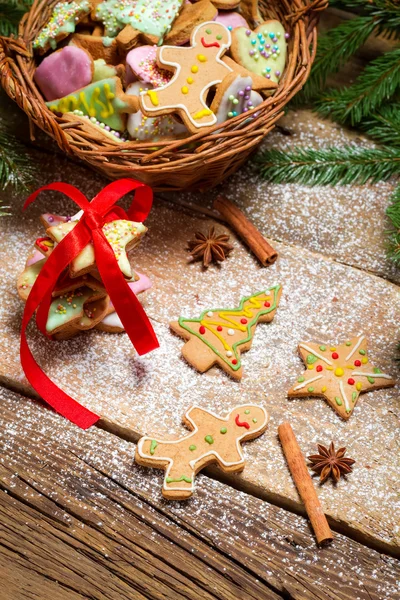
[288,335,395,420]
[170,285,281,380]
[136,404,269,500]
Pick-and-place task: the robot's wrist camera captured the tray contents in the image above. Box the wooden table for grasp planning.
[0,12,399,597]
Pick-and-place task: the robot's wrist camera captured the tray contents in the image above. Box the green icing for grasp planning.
[306,354,318,365]
[373,367,382,374]
[205,435,214,445]
[206,28,212,34]
[367,376,375,384]
[93,59,117,82]
[307,387,314,393]
[352,392,357,402]
[33,0,90,50]
[252,418,257,423]
[359,349,366,355]
[46,287,93,334]
[319,345,326,352]
[345,341,352,346]
[297,376,305,383]
[150,440,158,455]
[46,78,128,131]
[178,286,281,372]
[189,444,196,451]
[220,427,227,434]
[244,409,250,414]
[95,0,184,39]
[335,396,343,406]
[234,23,287,84]
[166,475,192,484]
[102,36,114,47]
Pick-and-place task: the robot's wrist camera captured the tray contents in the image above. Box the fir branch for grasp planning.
[296,16,377,102]
[361,104,400,147]
[256,146,400,186]
[315,49,400,125]
[0,128,35,191]
[0,0,32,36]
[330,0,400,38]
[386,184,400,264]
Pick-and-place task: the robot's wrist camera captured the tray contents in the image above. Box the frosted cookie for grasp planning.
[46,286,104,335]
[95,0,184,45]
[215,10,249,31]
[230,22,289,85]
[287,335,396,420]
[70,33,120,64]
[34,46,93,102]
[34,236,55,258]
[170,285,282,380]
[33,0,92,54]
[126,46,172,87]
[140,22,233,133]
[211,73,263,123]
[97,272,152,332]
[46,77,138,131]
[17,259,46,301]
[136,404,269,499]
[163,0,218,46]
[46,218,147,278]
[126,82,188,141]
[92,59,125,82]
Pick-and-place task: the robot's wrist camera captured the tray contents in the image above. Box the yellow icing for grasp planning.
[191,65,199,73]
[361,357,368,364]
[192,108,212,120]
[321,386,327,392]
[334,367,344,377]
[181,86,189,94]
[147,90,159,106]
[187,77,194,84]
[356,382,362,391]
[197,54,207,62]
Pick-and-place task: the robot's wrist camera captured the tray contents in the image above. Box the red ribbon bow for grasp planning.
[21,179,159,429]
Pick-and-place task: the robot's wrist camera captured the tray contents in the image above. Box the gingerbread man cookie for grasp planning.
[136,404,269,500]
[140,22,233,132]
[288,335,396,420]
[170,285,282,380]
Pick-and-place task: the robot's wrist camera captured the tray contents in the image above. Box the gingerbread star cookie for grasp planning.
[46,218,147,278]
[288,335,396,420]
[136,404,269,500]
[170,285,281,380]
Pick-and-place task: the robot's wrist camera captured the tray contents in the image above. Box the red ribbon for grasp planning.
[21,179,159,429]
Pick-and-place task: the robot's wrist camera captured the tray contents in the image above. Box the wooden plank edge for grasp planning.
[1,378,398,559]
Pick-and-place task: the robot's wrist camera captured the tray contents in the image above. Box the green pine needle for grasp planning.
[386,185,400,264]
[330,0,400,38]
[315,49,400,126]
[361,104,400,148]
[296,16,377,103]
[0,128,35,192]
[256,146,400,186]
[0,1,31,36]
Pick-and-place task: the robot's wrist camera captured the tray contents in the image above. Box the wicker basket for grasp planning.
[0,0,326,191]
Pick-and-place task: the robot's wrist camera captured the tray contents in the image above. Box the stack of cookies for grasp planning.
[32,0,289,144]
[17,211,152,339]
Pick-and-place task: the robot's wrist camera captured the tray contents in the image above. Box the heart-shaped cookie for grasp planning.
[230,21,288,85]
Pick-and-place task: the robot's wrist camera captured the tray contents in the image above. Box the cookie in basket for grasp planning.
[33,0,92,54]
[34,46,94,101]
[140,22,233,132]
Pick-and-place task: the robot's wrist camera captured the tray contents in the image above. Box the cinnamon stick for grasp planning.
[213,195,278,266]
[278,422,333,546]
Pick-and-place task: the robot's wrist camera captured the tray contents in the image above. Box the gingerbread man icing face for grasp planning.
[140,22,233,132]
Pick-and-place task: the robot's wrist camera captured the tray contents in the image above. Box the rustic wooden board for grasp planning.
[0,177,399,556]
[1,386,399,600]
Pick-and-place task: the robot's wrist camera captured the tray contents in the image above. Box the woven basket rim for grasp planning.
[0,0,326,189]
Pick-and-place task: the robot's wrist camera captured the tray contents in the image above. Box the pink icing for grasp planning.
[215,11,249,30]
[126,46,171,87]
[34,46,92,101]
[26,248,45,267]
[41,212,70,227]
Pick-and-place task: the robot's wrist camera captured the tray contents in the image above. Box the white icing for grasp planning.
[299,343,333,365]
[227,328,235,336]
[215,75,262,124]
[339,380,350,412]
[351,372,393,379]
[293,374,323,391]
[226,351,233,357]
[207,311,213,317]
[345,335,365,360]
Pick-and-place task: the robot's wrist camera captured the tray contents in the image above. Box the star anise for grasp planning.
[187,226,233,267]
[307,442,355,484]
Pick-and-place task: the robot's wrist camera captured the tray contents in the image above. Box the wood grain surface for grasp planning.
[1,386,399,600]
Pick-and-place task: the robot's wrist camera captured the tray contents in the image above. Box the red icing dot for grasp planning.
[232,359,238,365]
[264,301,271,307]
[217,326,223,331]
[354,359,361,367]
[332,352,339,359]
[316,365,323,372]
[199,325,206,334]
[348,378,355,385]
[240,318,247,324]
